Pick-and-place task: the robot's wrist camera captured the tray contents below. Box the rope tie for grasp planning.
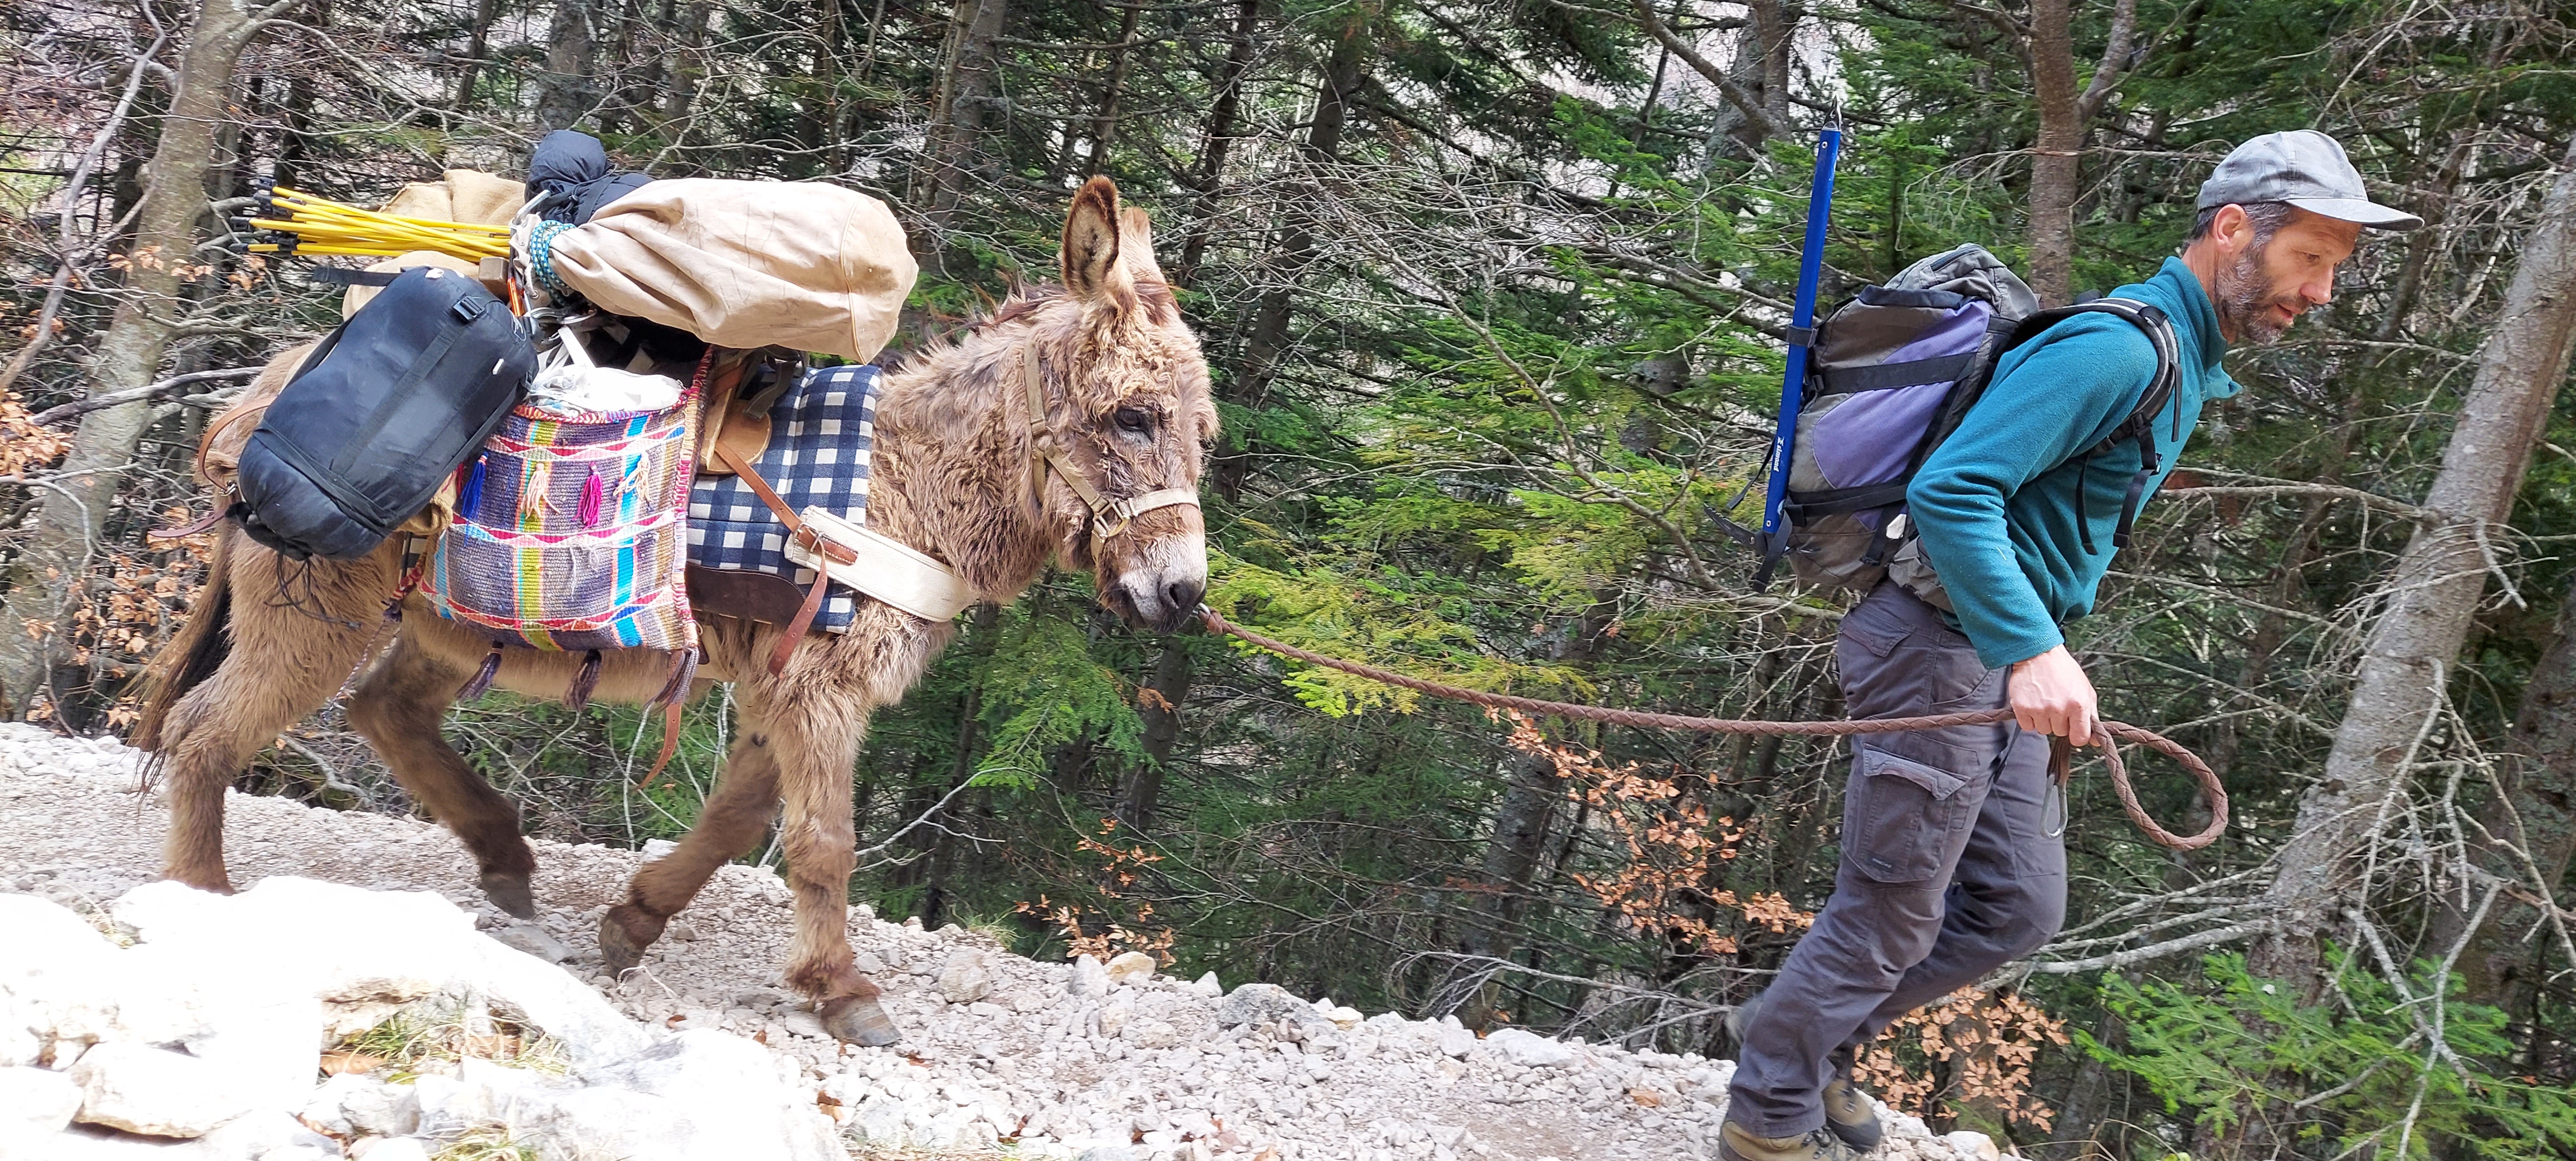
[1197,606,2227,851]
[525,219,575,298]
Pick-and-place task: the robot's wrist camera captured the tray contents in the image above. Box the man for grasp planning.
[1719,130,2423,1160]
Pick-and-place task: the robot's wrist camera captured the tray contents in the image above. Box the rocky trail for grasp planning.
[0,725,1999,1161]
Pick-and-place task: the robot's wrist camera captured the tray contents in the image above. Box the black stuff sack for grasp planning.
[233,265,534,560]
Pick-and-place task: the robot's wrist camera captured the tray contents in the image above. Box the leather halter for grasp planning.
[1022,348,1201,539]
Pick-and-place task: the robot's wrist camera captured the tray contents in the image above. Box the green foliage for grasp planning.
[967,601,1148,790]
[2089,952,2576,1157]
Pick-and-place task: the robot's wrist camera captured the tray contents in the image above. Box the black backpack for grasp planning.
[233,266,534,560]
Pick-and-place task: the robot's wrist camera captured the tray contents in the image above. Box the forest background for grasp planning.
[7,0,2576,1153]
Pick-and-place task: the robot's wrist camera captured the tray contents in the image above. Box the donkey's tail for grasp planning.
[133,527,234,755]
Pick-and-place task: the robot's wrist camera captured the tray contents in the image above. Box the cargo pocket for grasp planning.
[1845,745,1973,884]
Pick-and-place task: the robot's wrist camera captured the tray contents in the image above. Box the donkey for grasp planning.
[133,177,1216,1045]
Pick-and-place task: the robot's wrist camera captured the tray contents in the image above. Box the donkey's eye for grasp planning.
[1114,406,1154,433]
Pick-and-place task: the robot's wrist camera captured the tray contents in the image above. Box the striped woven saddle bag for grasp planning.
[422,351,708,721]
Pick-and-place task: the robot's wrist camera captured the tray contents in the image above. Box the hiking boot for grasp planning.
[1718,1121,1864,1161]
[1728,990,1882,1151]
[1821,1075,1885,1150]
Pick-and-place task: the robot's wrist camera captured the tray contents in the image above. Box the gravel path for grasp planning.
[0,725,1986,1161]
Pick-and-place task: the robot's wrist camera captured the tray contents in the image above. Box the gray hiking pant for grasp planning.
[1725,583,2066,1138]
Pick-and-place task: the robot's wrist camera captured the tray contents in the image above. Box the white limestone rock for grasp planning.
[491,921,572,964]
[193,1110,340,1160]
[0,1063,82,1136]
[1215,984,1334,1035]
[300,1071,420,1140]
[68,1042,256,1138]
[0,893,121,1069]
[350,1137,436,1161]
[568,1029,842,1161]
[935,949,994,1003]
[109,877,648,1071]
[1102,952,1157,986]
[1945,1130,2002,1161]
[1068,954,1109,998]
[1484,1027,1576,1068]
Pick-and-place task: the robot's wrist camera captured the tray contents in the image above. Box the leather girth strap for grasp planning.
[712,439,857,677]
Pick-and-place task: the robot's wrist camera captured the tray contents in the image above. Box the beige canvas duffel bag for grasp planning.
[545,179,918,362]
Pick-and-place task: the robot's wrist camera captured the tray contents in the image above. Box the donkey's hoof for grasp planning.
[819,996,902,1047]
[479,871,537,919]
[598,904,666,974]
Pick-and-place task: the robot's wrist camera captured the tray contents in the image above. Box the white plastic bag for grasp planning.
[528,325,682,415]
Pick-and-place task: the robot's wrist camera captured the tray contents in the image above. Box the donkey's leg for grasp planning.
[345,628,539,917]
[159,539,394,892]
[757,682,900,1046]
[598,729,784,973]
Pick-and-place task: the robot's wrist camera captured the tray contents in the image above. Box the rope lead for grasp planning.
[1196,606,2228,851]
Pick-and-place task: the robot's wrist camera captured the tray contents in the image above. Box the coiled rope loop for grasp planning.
[1197,607,2227,851]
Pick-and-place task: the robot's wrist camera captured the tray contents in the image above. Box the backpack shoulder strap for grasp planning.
[2002,297,2182,450]
[1999,297,2184,552]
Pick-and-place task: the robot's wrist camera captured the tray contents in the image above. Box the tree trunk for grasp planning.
[451,0,504,110]
[1216,7,1371,496]
[1083,0,1145,175]
[891,603,1003,928]
[2249,135,2576,989]
[660,1,714,125]
[2025,0,2081,305]
[2427,569,2576,1017]
[1115,637,1193,831]
[1745,0,1793,129]
[1457,746,1562,1028]
[925,0,1008,236]
[2026,0,2136,304]
[811,0,846,174]
[536,0,599,131]
[1174,0,1261,289]
[0,0,271,716]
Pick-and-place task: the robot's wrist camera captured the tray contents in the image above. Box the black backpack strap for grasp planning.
[2001,297,2182,553]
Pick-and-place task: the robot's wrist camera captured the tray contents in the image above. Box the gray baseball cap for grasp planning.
[2197,129,2423,231]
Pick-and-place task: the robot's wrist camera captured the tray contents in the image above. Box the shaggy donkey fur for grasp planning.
[132,178,1216,1045]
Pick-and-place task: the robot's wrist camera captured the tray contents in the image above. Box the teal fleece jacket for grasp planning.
[1906,257,2238,669]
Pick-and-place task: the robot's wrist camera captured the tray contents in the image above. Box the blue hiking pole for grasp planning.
[1751,128,1842,589]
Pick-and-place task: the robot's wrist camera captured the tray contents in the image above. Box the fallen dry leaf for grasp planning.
[318,1050,383,1076]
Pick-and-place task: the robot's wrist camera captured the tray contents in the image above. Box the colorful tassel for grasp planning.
[457,456,486,518]
[518,460,550,526]
[564,649,603,713]
[456,644,502,701]
[579,467,604,527]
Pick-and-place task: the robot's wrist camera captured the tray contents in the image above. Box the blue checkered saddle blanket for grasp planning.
[686,363,877,633]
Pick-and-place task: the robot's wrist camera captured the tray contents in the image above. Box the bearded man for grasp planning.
[1719,130,2423,1161]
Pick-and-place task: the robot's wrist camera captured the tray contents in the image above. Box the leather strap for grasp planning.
[1021,349,1201,539]
[782,506,975,623]
[151,492,236,540]
[715,440,833,676]
[640,648,696,788]
[771,529,839,677]
[716,440,802,529]
[194,403,265,487]
[685,563,808,627]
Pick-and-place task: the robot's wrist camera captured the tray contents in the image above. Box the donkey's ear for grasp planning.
[1117,207,1167,285]
[1060,176,1135,306]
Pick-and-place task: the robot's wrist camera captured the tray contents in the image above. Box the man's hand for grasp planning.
[2009,645,2098,745]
